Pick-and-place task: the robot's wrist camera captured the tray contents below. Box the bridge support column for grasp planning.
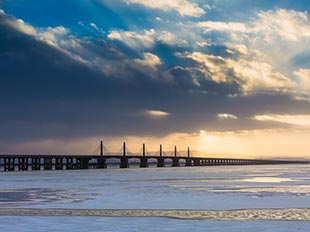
[55,158,63,170]
[98,157,107,169]
[18,158,23,171]
[32,158,40,171]
[6,158,9,171]
[36,158,41,170]
[4,158,8,171]
[185,158,192,166]
[140,157,148,168]
[44,158,52,170]
[193,159,200,166]
[80,158,90,169]
[31,158,35,170]
[140,143,148,168]
[21,158,28,171]
[66,158,73,170]
[24,158,30,171]
[120,157,129,168]
[7,158,12,171]
[157,157,164,167]
[172,157,180,167]
[6,158,14,171]
[12,158,16,171]
[73,158,78,169]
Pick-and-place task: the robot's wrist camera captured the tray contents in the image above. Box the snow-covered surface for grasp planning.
[0,164,309,231]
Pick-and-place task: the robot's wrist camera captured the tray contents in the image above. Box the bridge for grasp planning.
[0,141,308,172]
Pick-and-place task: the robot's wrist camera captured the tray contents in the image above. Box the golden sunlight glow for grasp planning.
[16,128,310,159]
[146,110,170,117]
[217,113,238,119]
[254,114,310,127]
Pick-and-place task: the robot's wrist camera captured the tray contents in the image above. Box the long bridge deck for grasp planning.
[1,142,308,172]
[0,154,307,172]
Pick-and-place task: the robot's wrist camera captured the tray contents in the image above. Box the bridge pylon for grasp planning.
[186,146,192,166]
[123,142,126,156]
[100,140,103,156]
[140,143,148,168]
[142,143,146,156]
[172,145,180,167]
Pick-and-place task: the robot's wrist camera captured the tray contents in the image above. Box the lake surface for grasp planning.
[0,164,309,231]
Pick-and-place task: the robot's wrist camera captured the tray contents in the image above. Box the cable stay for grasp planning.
[91,146,100,156]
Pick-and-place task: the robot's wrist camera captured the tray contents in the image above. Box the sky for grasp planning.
[0,0,310,158]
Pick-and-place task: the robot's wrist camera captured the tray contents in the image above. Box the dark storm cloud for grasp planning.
[1,11,310,145]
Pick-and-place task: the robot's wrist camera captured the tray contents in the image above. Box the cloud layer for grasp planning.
[0,1,310,156]
[124,0,206,17]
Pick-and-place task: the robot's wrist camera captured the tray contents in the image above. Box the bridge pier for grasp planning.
[18,158,22,171]
[44,158,52,170]
[120,142,129,168]
[4,158,9,171]
[17,158,23,171]
[120,157,129,168]
[36,157,41,170]
[172,146,179,167]
[157,144,164,167]
[140,157,148,168]
[10,158,15,171]
[172,157,180,167]
[185,147,192,166]
[157,157,164,167]
[80,158,90,169]
[11,158,15,171]
[55,158,63,170]
[4,158,11,171]
[185,158,192,166]
[32,158,40,171]
[193,159,200,166]
[20,158,27,171]
[24,158,28,171]
[19,158,23,171]
[72,158,78,169]
[98,157,107,169]
[140,144,148,168]
[66,158,73,169]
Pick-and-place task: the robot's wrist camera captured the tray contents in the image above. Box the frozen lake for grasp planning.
[0,164,309,231]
